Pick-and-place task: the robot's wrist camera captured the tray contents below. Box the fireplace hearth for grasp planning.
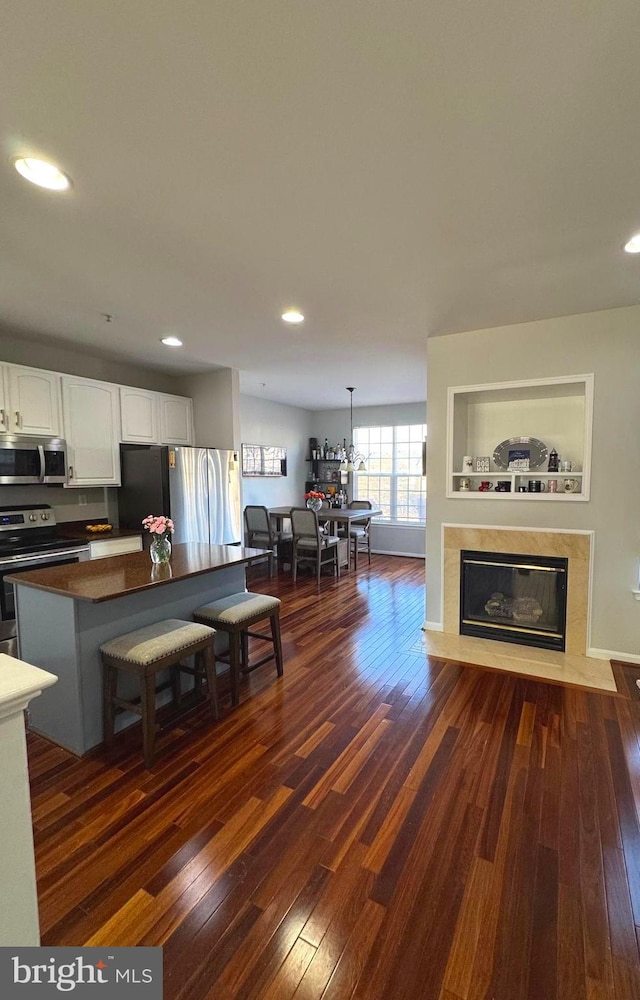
[460,550,568,652]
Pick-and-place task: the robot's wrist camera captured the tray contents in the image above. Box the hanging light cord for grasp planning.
[347,386,355,451]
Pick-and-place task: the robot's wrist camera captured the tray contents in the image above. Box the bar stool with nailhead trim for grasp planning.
[193,592,283,706]
[100,618,218,767]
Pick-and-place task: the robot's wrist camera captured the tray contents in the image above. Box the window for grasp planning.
[353,424,427,523]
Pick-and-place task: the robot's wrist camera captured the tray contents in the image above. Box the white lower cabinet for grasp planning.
[89,535,142,559]
[62,377,122,487]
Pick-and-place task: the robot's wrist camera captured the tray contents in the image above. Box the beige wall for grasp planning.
[176,367,239,450]
[426,304,640,657]
[0,327,179,393]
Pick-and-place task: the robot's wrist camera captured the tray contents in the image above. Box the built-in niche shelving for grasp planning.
[446,374,594,501]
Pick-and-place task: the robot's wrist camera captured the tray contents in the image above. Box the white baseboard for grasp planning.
[372,549,424,559]
[588,646,640,665]
[422,621,443,632]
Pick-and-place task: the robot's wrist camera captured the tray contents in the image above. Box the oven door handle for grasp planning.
[0,547,90,569]
[37,444,46,483]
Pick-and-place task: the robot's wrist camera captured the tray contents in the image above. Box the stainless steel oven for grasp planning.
[0,505,89,622]
[0,436,68,484]
[0,546,90,620]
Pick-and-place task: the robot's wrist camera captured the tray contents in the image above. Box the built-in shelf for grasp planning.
[447,374,593,501]
[452,472,583,478]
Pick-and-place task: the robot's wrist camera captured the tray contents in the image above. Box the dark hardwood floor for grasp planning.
[27,555,640,999]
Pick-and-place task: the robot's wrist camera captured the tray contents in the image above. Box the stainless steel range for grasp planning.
[0,505,90,633]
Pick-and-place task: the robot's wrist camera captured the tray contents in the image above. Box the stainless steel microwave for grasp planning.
[0,436,68,484]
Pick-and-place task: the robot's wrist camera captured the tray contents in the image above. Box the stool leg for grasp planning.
[270,613,283,677]
[192,652,204,700]
[171,664,182,706]
[202,643,219,721]
[141,673,157,768]
[229,631,242,706]
[241,629,249,673]
[102,661,117,750]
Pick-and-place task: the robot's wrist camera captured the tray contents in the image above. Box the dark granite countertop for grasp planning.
[7,544,268,602]
[57,521,143,544]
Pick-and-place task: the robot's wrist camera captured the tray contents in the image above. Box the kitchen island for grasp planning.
[9,543,267,755]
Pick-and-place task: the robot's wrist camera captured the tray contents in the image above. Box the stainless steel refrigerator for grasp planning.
[118,445,241,545]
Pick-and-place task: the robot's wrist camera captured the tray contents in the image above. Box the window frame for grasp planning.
[352,423,427,526]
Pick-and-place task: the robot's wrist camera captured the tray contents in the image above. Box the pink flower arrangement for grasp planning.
[304,490,325,500]
[142,514,175,538]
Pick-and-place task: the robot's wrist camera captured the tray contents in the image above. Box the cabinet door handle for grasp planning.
[0,408,5,428]
[68,464,73,480]
[15,410,21,429]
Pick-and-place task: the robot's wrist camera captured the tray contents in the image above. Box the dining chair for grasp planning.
[243,505,292,577]
[347,499,373,569]
[290,507,340,583]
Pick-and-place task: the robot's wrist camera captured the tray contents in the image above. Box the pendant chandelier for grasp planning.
[340,387,366,473]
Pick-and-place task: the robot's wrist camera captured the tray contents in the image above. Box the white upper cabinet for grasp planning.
[0,369,8,434]
[121,388,193,444]
[120,387,159,443]
[1,365,62,436]
[158,393,193,445]
[62,377,122,487]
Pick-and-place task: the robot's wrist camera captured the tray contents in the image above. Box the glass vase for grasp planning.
[150,535,172,565]
[306,497,323,513]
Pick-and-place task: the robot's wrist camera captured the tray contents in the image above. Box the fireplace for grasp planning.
[460,550,568,652]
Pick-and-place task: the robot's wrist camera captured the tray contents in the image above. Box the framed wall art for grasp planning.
[241,444,287,477]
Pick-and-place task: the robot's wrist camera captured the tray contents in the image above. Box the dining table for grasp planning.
[268,505,382,571]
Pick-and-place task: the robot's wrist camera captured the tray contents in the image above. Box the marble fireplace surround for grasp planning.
[422,524,617,693]
[442,524,592,654]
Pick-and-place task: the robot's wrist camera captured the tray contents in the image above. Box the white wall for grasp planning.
[240,395,312,512]
[312,401,426,445]
[426,304,640,658]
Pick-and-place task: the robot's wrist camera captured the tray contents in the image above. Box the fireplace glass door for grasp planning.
[460,550,568,651]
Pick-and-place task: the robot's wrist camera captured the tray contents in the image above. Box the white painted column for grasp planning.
[0,654,57,945]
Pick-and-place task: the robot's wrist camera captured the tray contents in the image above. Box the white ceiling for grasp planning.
[1,1,639,410]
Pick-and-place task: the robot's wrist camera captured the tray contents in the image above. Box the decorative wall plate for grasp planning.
[492,436,548,471]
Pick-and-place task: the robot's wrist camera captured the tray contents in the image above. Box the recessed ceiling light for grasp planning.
[161,336,183,347]
[624,233,640,253]
[13,157,71,191]
[281,309,304,324]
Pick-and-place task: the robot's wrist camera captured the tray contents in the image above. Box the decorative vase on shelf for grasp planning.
[306,497,323,513]
[150,535,172,565]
